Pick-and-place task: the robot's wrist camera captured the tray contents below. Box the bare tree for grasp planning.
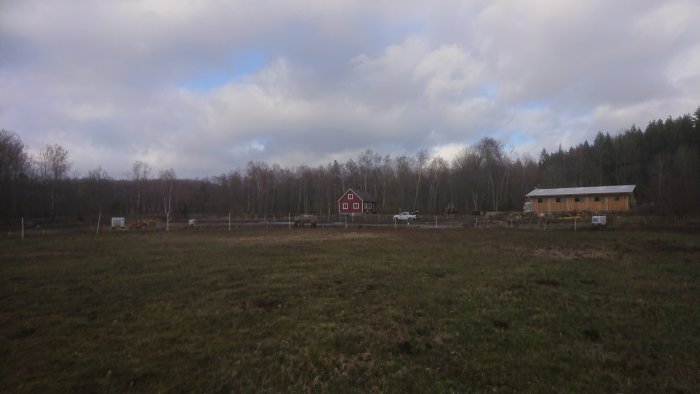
[159,168,176,225]
[453,147,483,212]
[475,138,510,211]
[412,150,429,210]
[427,156,448,213]
[86,166,111,213]
[131,161,151,217]
[37,144,71,218]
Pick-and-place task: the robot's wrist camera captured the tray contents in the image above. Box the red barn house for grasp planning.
[337,189,377,215]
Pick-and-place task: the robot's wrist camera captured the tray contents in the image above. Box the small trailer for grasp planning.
[111,217,125,229]
[592,215,607,228]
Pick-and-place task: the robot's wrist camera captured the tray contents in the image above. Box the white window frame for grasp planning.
[353,202,359,209]
[342,202,348,209]
[348,193,354,200]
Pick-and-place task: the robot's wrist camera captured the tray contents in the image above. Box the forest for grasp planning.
[1,107,699,222]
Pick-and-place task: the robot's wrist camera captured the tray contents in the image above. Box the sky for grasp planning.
[2,0,699,179]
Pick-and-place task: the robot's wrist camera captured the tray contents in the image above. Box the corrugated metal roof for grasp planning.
[525,185,635,197]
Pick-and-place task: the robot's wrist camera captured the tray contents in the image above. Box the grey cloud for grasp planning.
[2,0,699,178]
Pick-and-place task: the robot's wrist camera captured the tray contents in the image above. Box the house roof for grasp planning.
[337,188,376,202]
[525,185,636,197]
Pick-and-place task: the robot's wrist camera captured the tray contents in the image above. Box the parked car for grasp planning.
[393,211,418,221]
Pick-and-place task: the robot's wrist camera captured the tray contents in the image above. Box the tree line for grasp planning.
[1,107,699,223]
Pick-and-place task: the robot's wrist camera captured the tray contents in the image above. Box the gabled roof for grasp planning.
[525,185,636,197]
[337,188,376,202]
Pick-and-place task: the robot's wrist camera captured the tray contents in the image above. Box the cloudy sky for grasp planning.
[2,0,699,178]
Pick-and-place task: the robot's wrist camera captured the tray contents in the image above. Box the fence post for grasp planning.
[21,217,24,240]
[96,211,101,236]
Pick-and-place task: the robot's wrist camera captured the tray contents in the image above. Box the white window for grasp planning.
[348,193,354,200]
[353,203,359,209]
[342,203,348,209]
[363,203,367,209]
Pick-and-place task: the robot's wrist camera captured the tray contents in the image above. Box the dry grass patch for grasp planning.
[501,243,614,261]
[535,246,613,260]
[215,229,395,246]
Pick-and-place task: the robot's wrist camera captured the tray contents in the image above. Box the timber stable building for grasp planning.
[525,185,636,214]
[337,188,377,215]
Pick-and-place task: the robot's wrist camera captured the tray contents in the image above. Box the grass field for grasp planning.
[2,227,699,393]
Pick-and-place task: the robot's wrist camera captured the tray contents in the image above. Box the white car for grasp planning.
[393,211,418,221]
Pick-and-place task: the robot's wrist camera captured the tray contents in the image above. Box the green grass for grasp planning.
[2,227,699,393]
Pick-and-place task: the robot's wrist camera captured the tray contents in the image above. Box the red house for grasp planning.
[337,188,377,215]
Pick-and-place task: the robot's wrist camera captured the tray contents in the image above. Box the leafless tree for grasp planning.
[159,168,176,222]
[37,144,71,218]
[131,161,151,217]
[413,150,429,210]
[86,166,111,213]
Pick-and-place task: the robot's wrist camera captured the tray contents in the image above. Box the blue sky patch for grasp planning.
[521,101,549,111]
[477,83,499,100]
[180,72,232,91]
[180,51,268,91]
[231,51,267,78]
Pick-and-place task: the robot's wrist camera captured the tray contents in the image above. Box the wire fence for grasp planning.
[4,212,666,239]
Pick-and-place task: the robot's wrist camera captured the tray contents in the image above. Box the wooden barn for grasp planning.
[525,185,636,214]
[337,188,377,215]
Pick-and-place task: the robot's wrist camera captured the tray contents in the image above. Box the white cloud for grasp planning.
[432,143,468,164]
[414,45,484,101]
